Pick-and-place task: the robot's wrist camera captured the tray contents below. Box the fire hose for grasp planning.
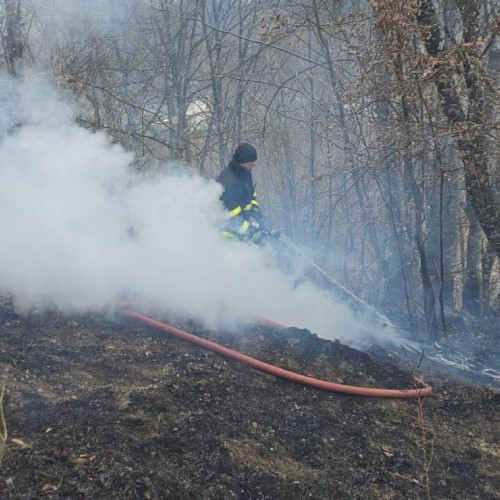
[122,308,432,398]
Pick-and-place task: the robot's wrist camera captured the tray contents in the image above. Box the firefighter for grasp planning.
[217,143,278,243]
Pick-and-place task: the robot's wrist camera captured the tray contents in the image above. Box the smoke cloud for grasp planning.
[0,72,394,344]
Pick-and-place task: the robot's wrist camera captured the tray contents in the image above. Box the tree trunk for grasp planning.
[481,237,499,314]
[463,201,484,315]
[4,0,23,76]
[406,155,439,340]
[443,147,466,309]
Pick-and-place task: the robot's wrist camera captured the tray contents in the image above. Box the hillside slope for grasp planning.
[0,307,498,499]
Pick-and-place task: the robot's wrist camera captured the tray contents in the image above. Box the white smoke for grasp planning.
[0,72,394,343]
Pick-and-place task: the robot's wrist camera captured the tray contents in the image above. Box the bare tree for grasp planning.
[2,0,23,75]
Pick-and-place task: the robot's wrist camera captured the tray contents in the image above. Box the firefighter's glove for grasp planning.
[247,221,263,244]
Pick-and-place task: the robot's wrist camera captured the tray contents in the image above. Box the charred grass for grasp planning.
[0,307,498,499]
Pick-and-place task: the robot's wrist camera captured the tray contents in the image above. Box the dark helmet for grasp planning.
[233,142,257,164]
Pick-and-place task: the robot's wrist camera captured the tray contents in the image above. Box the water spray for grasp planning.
[278,234,395,328]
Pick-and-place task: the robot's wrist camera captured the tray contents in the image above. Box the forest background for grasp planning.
[2,0,500,341]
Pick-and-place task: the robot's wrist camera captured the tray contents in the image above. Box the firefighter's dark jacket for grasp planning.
[216,159,262,240]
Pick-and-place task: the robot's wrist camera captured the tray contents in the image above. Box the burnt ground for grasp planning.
[0,305,498,500]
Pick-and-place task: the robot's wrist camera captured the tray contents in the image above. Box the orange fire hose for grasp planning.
[122,308,432,398]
